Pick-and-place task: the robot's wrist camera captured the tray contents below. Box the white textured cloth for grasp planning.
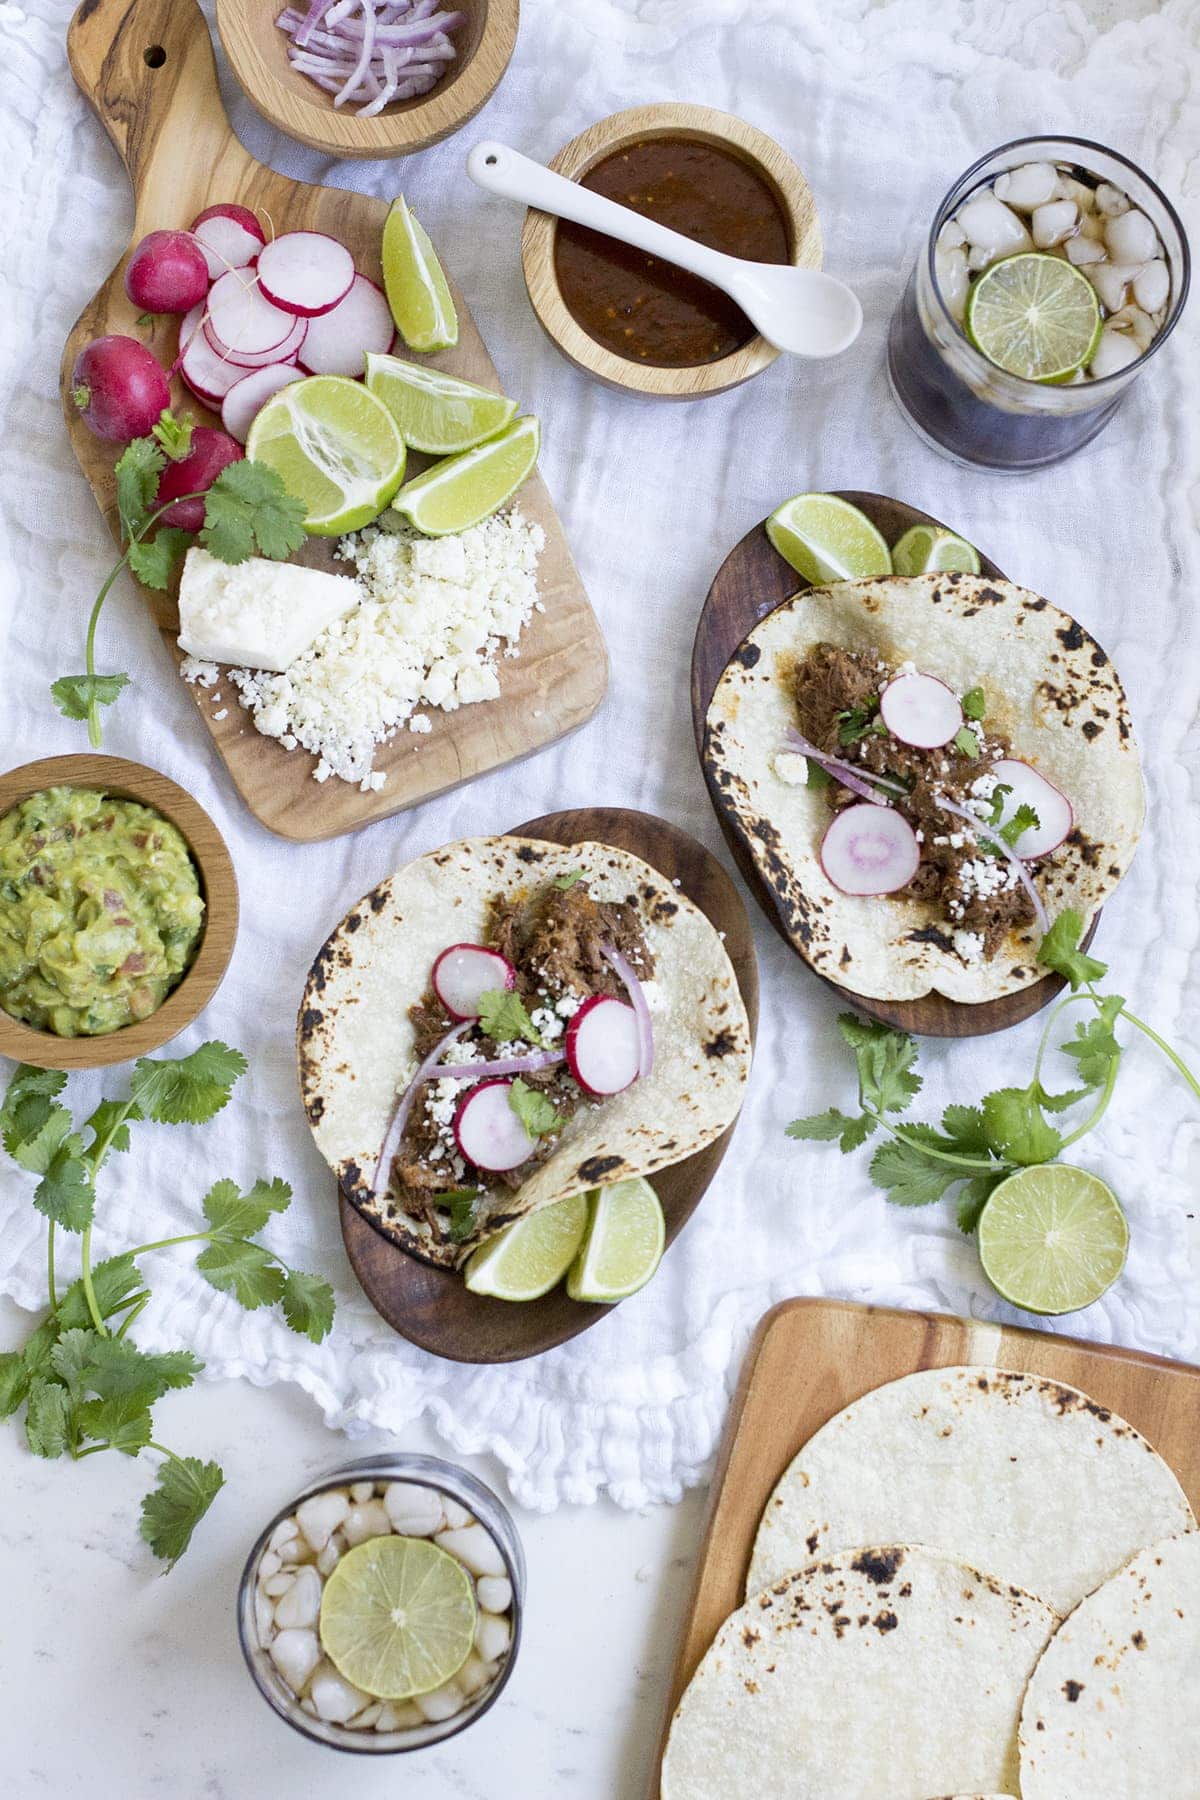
[1,0,1198,1511]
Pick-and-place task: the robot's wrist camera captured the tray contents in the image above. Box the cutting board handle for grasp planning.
[67,0,238,196]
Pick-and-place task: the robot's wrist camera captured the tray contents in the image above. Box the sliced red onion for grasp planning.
[277,0,462,112]
[432,1048,566,1083]
[601,944,654,1078]
[370,1020,469,1195]
[933,793,1050,933]
[782,727,905,805]
[292,0,337,45]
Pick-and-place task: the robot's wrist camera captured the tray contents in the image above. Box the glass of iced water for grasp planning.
[887,136,1189,472]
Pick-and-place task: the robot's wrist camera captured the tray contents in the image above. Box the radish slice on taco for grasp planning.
[297,837,752,1268]
[703,573,1144,1004]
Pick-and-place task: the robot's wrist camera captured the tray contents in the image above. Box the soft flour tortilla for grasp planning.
[1019,1533,1200,1798]
[660,1545,1055,1799]
[703,573,1144,1002]
[745,1366,1194,1617]
[298,836,752,1266]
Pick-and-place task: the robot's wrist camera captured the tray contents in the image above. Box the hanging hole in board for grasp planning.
[144,45,167,68]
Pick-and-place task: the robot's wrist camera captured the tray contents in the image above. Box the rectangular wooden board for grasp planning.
[654,1297,1200,1791]
[62,0,607,841]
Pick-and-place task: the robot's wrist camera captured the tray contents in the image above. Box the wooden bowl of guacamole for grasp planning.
[0,756,238,1070]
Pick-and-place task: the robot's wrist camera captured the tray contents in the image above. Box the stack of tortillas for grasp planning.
[661,1366,1199,1798]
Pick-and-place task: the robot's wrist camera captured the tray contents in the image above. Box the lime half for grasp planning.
[891,523,981,576]
[978,1165,1128,1316]
[566,1177,666,1304]
[966,253,1102,382]
[246,375,406,536]
[365,352,517,455]
[382,197,458,353]
[391,415,540,536]
[319,1536,477,1700]
[766,494,893,585]
[464,1192,589,1301]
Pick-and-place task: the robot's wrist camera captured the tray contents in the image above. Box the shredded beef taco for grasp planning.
[298,836,752,1267]
[703,572,1144,1003]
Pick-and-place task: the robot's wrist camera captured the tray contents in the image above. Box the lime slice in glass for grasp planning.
[390,415,540,536]
[463,1192,589,1301]
[565,1177,666,1304]
[365,352,517,455]
[382,197,458,353]
[966,253,1102,382]
[766,493,893,585]
[319,1536,477,1700]
[977,1165,1128,1316]
[891,523,981,576]
[246,375,406,536]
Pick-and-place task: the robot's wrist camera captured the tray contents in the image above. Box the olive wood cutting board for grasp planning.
[61,0,606,842]
[653,1296,1200,1795]
[339,806,759,1363]
[691,494,1096,1038]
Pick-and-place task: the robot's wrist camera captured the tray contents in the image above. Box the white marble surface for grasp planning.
[0,1297,702,1799]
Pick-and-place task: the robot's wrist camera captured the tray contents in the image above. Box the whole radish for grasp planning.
[124,229,210,315]
[69,335,171,444]
[154,427,244,530]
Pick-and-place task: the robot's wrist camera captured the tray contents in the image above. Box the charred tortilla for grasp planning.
[703,573,1143,1003]
[298,836,752,1267]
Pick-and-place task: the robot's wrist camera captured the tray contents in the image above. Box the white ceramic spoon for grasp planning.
[466,139,863,359]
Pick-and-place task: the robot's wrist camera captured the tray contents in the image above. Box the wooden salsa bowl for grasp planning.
[0,755,238,1071]
[521,103,823,400]
[216,0,519,159]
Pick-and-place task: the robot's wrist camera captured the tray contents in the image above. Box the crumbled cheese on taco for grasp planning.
[209,511,544,791]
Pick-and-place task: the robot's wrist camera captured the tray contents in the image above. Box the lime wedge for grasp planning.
[463,1192,589,1301]
[246,375,406,536]
[319,1536,477,1700]
[391,415,540,536]
[891,523,981,576]
[977,1165,1128,1316]
[382,197,458,353]
[766,494,893,585]
[365,352,517,455]
[966,253,1102,382]
[566,1177,666,1304]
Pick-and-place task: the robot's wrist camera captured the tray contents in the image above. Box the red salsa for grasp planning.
[553,136,791,368]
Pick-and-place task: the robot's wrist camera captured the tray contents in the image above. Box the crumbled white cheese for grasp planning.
[554,993,583,1019]
[953,929,985,963]
[894,660,917,678]
[223,511,544,789]
[180,656,220,687]
[771,749,809,786]
[969,772,1000,799]
[530,1007,564,1043]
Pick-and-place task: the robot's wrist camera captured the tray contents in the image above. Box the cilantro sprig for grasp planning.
[476,988,543,1046]
[58,419,307,747]
[0,1045,334,1568]
[787,912,1199,1254]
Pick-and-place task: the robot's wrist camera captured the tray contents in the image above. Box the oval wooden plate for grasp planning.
[338,807,759,1364]
[691,494,1093,1038]
[0,754,238,1071]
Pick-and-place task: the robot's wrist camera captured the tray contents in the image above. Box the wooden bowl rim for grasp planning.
[0,755,239,1070]
[214,0,519,159]
[520,102,823,400]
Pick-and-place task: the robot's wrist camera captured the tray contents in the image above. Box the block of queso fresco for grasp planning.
[176,547,361,671]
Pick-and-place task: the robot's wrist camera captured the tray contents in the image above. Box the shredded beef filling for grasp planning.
[792,642,1041,958]
[389,879,655,1241]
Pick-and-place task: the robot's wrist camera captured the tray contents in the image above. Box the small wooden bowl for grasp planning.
[0,756,238,1071]
[521,103,823,400]
[215,0,518,159]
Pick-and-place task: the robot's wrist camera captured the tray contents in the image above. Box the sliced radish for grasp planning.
[178,305,244,402]
[190,204,266,280]
[879,672,963,749]
[565,996,641,1097]
[221,363,304,444]
[298,275,395,377]
[989,760,1073,859]
[820,804,921,896]
[206,269,300,360]
[256,232,355,318]
[205,309,307,369]
[454,1079,539,1173]
[432,944,516,1022]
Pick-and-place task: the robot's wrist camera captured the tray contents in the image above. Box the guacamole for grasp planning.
[0,787,205,1037]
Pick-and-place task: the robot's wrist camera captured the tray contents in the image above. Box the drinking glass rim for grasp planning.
[925,133,1191,394]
